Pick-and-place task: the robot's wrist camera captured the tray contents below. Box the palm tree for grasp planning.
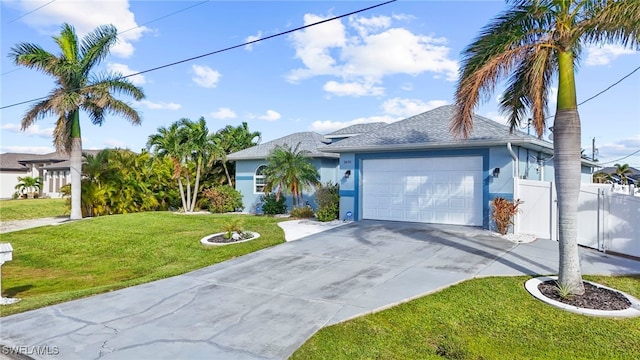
[592,172,612,184]
[14,176,43,197]
[263,143,319,208]
[613,163,632,185]
[10,23,145,220]
[147,118,213,212]
[214,122,261,185]
[451,0,639,295]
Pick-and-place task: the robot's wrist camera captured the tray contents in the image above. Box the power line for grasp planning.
[0,0,397,110]
[597,148,640,165]
[578,65,640,106]
[118,0,210,35]
[1,0,210,77]
[9,0,56,23]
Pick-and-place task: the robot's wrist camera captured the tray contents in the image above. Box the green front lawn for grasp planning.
[0,212,285,316]
[0,198,69,221]
[293,275,640,360]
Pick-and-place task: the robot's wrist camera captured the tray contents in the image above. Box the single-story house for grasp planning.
[319,105,597,228]
[594,166,640,185]
[227,124,387,212]
[0,150,100,199]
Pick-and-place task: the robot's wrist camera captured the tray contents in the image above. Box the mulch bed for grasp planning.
[205,232,254,244]
[538,280,632,311]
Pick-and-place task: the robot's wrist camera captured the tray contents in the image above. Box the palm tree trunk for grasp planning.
[190,157,202,212]
[554,50,585,295]
[70,112,83,220]
[177,177,188,212]
[222,160,232,186]
[185,169,192,213]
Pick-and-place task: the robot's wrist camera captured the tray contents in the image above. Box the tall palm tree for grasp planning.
[214,122,261,185]
[452,0,639,295]
[613,163,632,185]
[180,117,213,212]
[10,23,145,220]
[263,143,319,208]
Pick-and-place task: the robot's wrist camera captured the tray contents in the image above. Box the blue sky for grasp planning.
[1,0,639,167]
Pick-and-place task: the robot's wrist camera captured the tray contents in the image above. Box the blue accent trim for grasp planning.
[339,190,355,197]
[236,175,253,181]
[354,149,492,228]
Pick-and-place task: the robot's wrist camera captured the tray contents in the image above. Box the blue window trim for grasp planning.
[349,149,491,227]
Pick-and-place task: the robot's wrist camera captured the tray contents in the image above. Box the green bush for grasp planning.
[315,182,339,222]
[203,185,244,213]
[260,193,287,215]
[290,206,315,218]
[316,205,338,222]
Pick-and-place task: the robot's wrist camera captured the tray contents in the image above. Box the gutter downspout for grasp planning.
[507,143,519,234]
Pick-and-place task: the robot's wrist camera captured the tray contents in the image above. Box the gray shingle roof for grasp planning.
[0,153,31,171]
[325,122,388,137]
[227,132,338,160]
[320,105,553,152]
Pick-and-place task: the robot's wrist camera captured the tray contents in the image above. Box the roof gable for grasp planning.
[227,132,338,160]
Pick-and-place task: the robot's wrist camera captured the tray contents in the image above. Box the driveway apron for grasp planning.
[2,220,639,359]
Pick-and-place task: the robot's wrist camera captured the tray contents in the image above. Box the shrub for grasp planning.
[290,206,315,218]
[260,193,287,215]
[491,197,522,235]
[203,185,243,213]
[316,205,338,222]
[221,217,244,239]
[315,182,339,222]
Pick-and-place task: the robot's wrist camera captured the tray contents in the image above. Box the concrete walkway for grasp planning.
[0,217,71,234]
[1,220,639,359]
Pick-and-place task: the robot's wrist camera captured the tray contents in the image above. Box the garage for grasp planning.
[361,157,483,226]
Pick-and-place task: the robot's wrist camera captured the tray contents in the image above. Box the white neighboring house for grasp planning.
[0,150,100,199]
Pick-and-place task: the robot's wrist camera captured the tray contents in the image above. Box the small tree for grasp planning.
[315,182,340,222]
[263,143,319,208]
[15,176,43,197]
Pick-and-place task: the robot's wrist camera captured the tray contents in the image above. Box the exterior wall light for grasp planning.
[492,168,500,178]
[344,170,351,178]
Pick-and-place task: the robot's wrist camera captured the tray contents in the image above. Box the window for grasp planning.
[254,165,267,194]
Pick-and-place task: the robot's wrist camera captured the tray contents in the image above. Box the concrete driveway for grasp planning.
[2,220,639,359]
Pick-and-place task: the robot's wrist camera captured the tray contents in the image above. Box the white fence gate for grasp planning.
[515,178,640,259]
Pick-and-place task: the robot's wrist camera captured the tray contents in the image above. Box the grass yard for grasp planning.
[0,198,69,221]
[0,212,285,316]
[292,275,640,360]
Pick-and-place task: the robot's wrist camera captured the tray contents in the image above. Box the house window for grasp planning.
[254,165,267,194]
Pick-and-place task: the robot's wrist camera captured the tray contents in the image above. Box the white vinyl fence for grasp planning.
[515,178,640,259]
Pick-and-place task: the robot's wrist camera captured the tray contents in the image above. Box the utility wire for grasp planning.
[8,0,56,23]
[578,65,640,106]
[0,0,397,110]
[118,0,210,35]
[1,0,211,77]
[597,148,640,165]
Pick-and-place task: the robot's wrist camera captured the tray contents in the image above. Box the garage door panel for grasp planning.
[362,157,483,226]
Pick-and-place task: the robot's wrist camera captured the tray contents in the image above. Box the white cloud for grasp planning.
[258,110,281,122]
[11,0,148,58]
[107,63,145,85]
[210,108,237,119]
[139,100,181,110]
[310,115,397,133]
[103,139,127,148]
[2,123,53,138]
[585,44,637,66]
[245,31,262,50]
[382,98,448,117]
[0,145,54,154]
[597,135,640,165]
[323,80,384,97]
[287,13,459,91]
[191,65,221,88]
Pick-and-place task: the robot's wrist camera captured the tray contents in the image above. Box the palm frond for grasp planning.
[580,0,640,50]
[54,23,80,64]
[80,24,118,77]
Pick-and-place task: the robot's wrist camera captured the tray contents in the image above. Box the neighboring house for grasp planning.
[0,150,101,199]
[227,132,340,212]
[594,166,640,185]
[319,105,597,228]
